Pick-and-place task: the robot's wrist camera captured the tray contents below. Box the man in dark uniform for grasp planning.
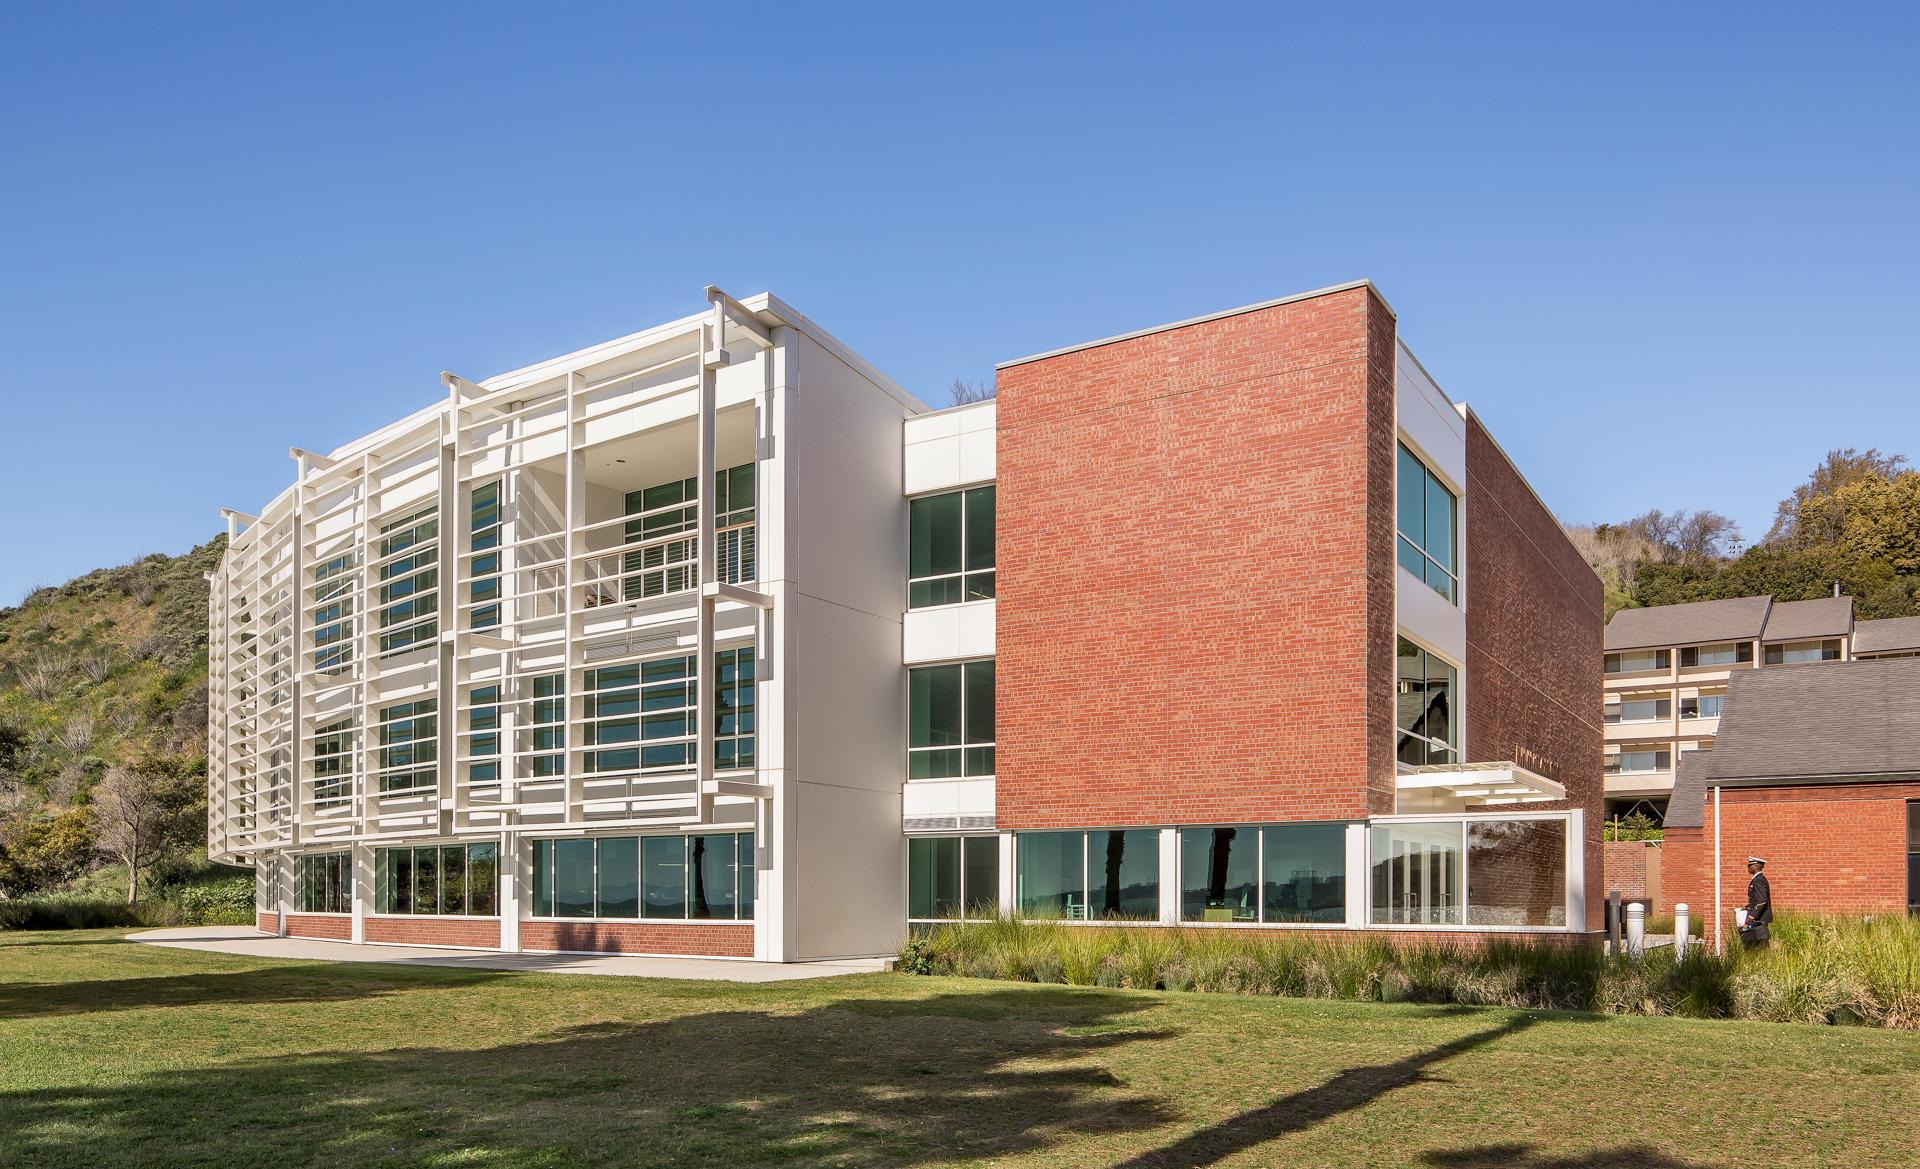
[1740,856,1772,948]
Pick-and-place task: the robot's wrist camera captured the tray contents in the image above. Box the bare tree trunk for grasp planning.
[126,849,138,905]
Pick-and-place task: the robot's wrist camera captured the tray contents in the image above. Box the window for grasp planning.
[1396,444,1457,603]
[530,833,755,920]
[376,700,437,794]
[907,835,1000,922]
[259,864,279,912]
[469,481,502,629]
[311,718,355,807]
[1604,697,1671,724]
[1765,639,1843,665]
[528,673,565,778]
[1371,822,1462,925]
[310,550,355,674]
[582,648,753,775]
[908,660,994,779]
[296,852,352,913]
[466,686,500,786]
[375,505,438,655]
[909,486,995,608]
[1680,694,1725,720]
[1681,642,1753,668]
[1015,830,1158,921]
[375,843,497,915]
[714,647,756,770]
[1605,649,1671,674]
[1465,819,1566,927]
[1908,801,1919,914]
[1605,748,1671,775]
[1396,637,1457,766]
[1178,824,1346,924]
[621,463,755,600]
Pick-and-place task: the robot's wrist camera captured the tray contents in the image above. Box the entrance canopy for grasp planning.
[1396,761,1565,813]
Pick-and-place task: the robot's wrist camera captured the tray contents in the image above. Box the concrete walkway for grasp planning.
[128,926,890,983]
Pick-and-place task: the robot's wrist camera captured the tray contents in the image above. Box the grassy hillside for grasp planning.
[0,537,234,903]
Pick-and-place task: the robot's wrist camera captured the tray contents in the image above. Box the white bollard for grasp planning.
[1625,902,1646,957]
[1674,903,1690,957]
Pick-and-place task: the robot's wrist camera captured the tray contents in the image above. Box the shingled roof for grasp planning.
[1759,596,1854,642]
[1693,657,1920,785]
[1666,753,1709,829]
[1856,616,1920,657]
[1604,596,1772,652]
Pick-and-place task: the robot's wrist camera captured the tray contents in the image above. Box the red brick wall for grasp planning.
[364,916,502,949]
[284,913,352,941]
[1695,783,1920,916]
[256,911,279,934]
[994,285,1393,828]
[1461,413,1605,929]
[1662,827,1704,918]
[1602,841,1648,900]
[521,920,755,957]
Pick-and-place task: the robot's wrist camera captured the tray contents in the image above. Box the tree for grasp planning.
[88,755,202,904]
[1767,448,1910,547]
[0,810,94,897]
[949,377,995,406]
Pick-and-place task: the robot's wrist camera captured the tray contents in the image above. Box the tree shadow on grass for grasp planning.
[1111,1009,1605,1169]
[0,966,515,1020]
[0,986,1179,1168]
[1425,1144,1715,1168]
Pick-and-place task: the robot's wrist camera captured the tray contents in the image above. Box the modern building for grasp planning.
[1661,656,1920,929]
[208,280,1604,961]
[1599,594,1920,823]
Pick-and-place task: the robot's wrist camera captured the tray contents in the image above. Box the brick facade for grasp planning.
[255,911,279,934]
[1662,828,1704,917]
[284,913,352,941]
[1601,840,1663,911]
[1461,413,1606,931]
[1689,782,1920,916]
[520,920,755,958]
[364,916,502,949]
[995,285,1392,828]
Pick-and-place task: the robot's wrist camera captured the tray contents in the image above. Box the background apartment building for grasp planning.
[1601,594,1920,824]
[210,280,1604,961]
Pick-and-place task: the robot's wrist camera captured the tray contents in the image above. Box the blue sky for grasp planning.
[1,2,1915,604]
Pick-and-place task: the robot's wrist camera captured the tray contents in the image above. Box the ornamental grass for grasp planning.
[899,911,1920,1028]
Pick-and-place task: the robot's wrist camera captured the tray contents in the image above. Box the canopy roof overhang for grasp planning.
[1396,761,1565,810]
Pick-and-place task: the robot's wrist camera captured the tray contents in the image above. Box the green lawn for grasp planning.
[1,931,1914,1168]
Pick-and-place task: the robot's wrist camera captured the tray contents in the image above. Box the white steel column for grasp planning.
[998,831,1016,917]
[351,841,371,943]
[1157,828,1179,925]
[1345,823,1369,928]
[499,831,522,952]
[1565,808,1587,932]
[695,312,719,823]
[276,851,295,937]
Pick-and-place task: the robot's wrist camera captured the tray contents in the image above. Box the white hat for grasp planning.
[1747,856,1766,865]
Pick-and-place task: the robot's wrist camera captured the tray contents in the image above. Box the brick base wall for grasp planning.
[1696,782,1920,916]
[364,917,502,949]
[284,913,352,941]
[256,911,279,934]
[520,920,755,958]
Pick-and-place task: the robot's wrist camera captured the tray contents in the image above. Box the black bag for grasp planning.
[1740,922,1770,946]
